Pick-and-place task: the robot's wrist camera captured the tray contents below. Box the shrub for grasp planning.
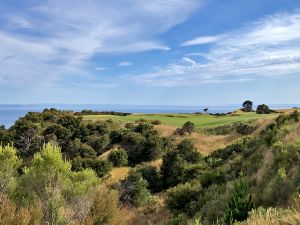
[151,120,162,125]
[108,148,128,167]
[236,123,255,135]
[223,179,253,224]
[85,134,110,154]
[256,104,272,114]
[137,166,163,193]
[161,139,203,187]
[0,145,22,195]
[91,159,112,178]
[182,121,195,134]
[82,186,133,225]
[241,100,253,112]
[167,182,202,216]
[120,171,153,207]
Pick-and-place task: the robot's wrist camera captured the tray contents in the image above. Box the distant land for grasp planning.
[1,103,299,128]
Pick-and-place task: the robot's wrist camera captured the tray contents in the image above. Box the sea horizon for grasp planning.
[1,103,299,128]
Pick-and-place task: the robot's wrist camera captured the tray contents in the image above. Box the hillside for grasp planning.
[0,109,300,225]
[82,110,280,130]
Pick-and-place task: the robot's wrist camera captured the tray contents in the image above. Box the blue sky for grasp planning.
[1,0,300,105]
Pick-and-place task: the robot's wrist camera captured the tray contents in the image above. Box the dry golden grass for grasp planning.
[254,147,273,185]
[252,118,274,137]
[190,132,239,155]
[284,122,300,144]
[130,193,170,225]
[104,167,130,187]
[155,124,239,155]
[139,159,163,170]
[155,124,177,137]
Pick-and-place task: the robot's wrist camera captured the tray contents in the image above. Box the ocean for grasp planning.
[0,104,299,128]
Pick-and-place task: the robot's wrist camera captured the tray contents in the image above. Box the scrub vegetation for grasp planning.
[0,103,300,225]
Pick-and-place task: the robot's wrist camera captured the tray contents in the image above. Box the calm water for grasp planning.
[0,104,299,128]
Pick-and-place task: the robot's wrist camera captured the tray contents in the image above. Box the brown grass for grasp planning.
[155,124,177,137]
[140,159,163,170]
[105,167,130,187]
[155,124,239,155]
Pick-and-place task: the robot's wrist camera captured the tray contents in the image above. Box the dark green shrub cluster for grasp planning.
[174,121,195,135]
[256,104,272,114]
[119,171,153,207]
[161,139,204,187]
[108,148,128,167]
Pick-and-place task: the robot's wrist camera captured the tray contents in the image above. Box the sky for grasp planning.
[1,0,300,105]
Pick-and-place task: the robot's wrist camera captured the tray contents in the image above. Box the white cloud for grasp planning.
[0,0,202,89]
[95,67,107,71]
[182,57,196,65]
[118,61,133,67]
[131,10,300,86]
[181,35,221,46]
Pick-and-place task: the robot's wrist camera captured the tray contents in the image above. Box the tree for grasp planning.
[91,159,112,178]
[120,171,153,207]
[161,139,203,187]
[242,100,253,112]
[15,143,99,225]
[182,121,195,134]
[166,182,202,216]
[256,104,272,114]
[223,179,253,224]
[12,119,43,157]
[137,166,163,193]
[0,145,22,197]
[108,148,128,167]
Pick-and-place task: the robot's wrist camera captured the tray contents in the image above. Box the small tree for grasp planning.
[223,179,253,224]
[108,148,128,167]
[242,100,253,112]
[182,121,195,134]
[120,171,153,207]
[0,145,22,197]
[256,104,272,114]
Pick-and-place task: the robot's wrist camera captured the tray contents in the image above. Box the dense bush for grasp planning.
[175,121,195,135]
[161,139,203,187]
[137,166,163,193]
[223,179,253,224]
[167,182,202,216]
[256,104,272,114]
[108,148,128,167]
[120,171,153,207]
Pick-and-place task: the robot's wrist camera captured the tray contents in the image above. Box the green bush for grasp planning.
[120,171,153,207]
[161,139,203,187]
[223,179,253,224]
[256,104,272,114]
[108,148,128,167]
[167,182,202,216]
[137,166,163,193]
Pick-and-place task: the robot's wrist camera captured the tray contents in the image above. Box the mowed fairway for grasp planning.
[82,111,279,130]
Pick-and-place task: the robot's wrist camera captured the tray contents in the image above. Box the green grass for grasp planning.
[82,111,278,130]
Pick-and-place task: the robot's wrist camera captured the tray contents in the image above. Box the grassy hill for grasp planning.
[82,110,280,130]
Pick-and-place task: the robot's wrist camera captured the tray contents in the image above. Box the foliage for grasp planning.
[161,139,203,187]
[108,148,128,167]
[137,166,163,193]
[175,121,195,135]
[256,104,272,114]
[120,171,153,207]
[223,179,253,224]
[15,143,99,224]
[167,182,202,216]
[0,145,22,196]
[242,101,253,112]
[81,186,132,225]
